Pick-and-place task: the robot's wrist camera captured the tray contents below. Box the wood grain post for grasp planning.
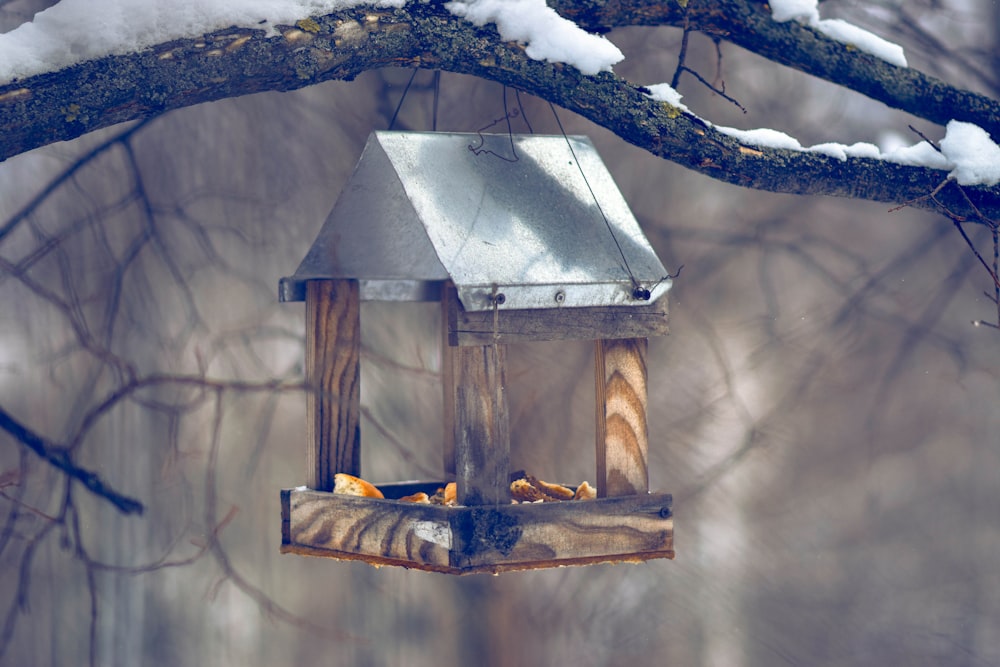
[595,338,649,498]
[441,289,456,477]
[450,343,511,506]
[305,279,361,491]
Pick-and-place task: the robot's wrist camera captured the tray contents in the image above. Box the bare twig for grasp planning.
[670,25,692,90]
[948,218,1000,292]
[202,391,354,641]
[908,124,941,152]
[679,64,748,113]
[0,405,144,515]
[670,27,747,114]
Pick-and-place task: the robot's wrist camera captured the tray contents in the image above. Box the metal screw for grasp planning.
[659,506,672,519]
[554,290,565,304]
[633,286,651,301]
[494,293,506,305]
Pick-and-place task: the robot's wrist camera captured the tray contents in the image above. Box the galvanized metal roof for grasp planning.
[279,131,671,311]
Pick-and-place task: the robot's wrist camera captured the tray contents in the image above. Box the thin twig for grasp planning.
[670,26,692,90]
[950,219,1000,292]
[931,183,1000,292]
[0,405,144,516]
[679,65,748,113]
[0,119,154,244]
[908,124,941,152]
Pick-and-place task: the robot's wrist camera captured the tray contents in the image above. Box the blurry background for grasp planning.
[1,1,999,665]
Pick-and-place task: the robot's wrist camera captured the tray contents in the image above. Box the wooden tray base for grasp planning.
[281,483,673,575]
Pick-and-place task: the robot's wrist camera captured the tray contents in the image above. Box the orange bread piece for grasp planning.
[573,480,596,500]
[333,473,384,499]
[535,478,575,500]
[510,478,546,502]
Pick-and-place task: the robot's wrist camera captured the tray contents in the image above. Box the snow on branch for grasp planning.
[709,119,1000,187]
[0,0,997,219]
[769,0,906,67]
[0,0,620,85]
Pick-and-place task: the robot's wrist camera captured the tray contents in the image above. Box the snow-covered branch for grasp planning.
[0,0,997,220]
[553,0,1000,139]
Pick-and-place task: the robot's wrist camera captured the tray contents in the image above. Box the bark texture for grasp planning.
[1,0,997,219]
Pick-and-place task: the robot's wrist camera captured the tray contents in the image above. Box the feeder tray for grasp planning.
[279,131,674,574]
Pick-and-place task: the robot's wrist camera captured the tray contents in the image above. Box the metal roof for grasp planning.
[279,131,671,312]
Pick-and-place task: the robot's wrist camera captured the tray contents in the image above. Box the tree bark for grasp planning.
[1,0,997,220]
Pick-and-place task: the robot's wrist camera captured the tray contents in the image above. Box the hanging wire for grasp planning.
[514,89,533,134]
[432,70,441,132]
[467,86,520,162]
[548,103,647,299]
[387,67,419,130]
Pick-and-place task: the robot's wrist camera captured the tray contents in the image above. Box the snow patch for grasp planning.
[0,0,622,85]
[769,0,907,67]
[882,141,950,170]
[841,142,882,160]
[445,0,623,75]
[716,119,1000,187]
[716,126,803,151]
[0,0,404,84]
[644,83,690,113]
[769,0,818,23]
[939,120,1000,186]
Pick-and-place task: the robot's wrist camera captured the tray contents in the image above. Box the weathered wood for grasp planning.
[283,489,455,569]
[450,493,672,571]
[595,338,649,497]
[452,343,511,505]
[447,290,669,345]
[280,488,673,574]
[305,279,361,491]
[441,286,457,477]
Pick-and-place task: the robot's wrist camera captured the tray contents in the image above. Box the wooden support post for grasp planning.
[305,279,361,491]
[441,288,456,477]
[450,342,511,506]
[595,338,649,497]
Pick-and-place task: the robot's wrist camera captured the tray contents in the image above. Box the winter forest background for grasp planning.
[1,0,999,665]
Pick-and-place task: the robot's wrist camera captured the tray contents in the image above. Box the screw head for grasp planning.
[633,287,651,301]
[554,290,566,304]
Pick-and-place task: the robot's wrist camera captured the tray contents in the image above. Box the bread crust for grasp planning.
[333,473,384,499]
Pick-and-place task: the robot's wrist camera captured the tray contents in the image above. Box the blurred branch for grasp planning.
[0,118,152,244]
[0,1,998,220]
[0,405,145,515]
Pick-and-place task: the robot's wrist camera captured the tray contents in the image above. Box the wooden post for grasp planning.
[450,342,511,506]
[441,288,456,477]
[595,338,649,497]
[305,279,361,491]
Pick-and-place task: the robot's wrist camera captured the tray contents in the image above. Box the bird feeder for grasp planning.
[279,131,674,574]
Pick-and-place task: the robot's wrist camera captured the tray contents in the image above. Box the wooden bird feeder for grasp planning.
[279,131,674,574]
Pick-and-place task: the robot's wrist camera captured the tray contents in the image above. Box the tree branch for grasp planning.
[554,0,1000,139]
[0,405,144,516]
[0,1,997,219]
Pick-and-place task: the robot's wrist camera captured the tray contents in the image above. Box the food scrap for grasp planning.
[332,472,384,499]
[331,472,597,504]
[510,474,596,503]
